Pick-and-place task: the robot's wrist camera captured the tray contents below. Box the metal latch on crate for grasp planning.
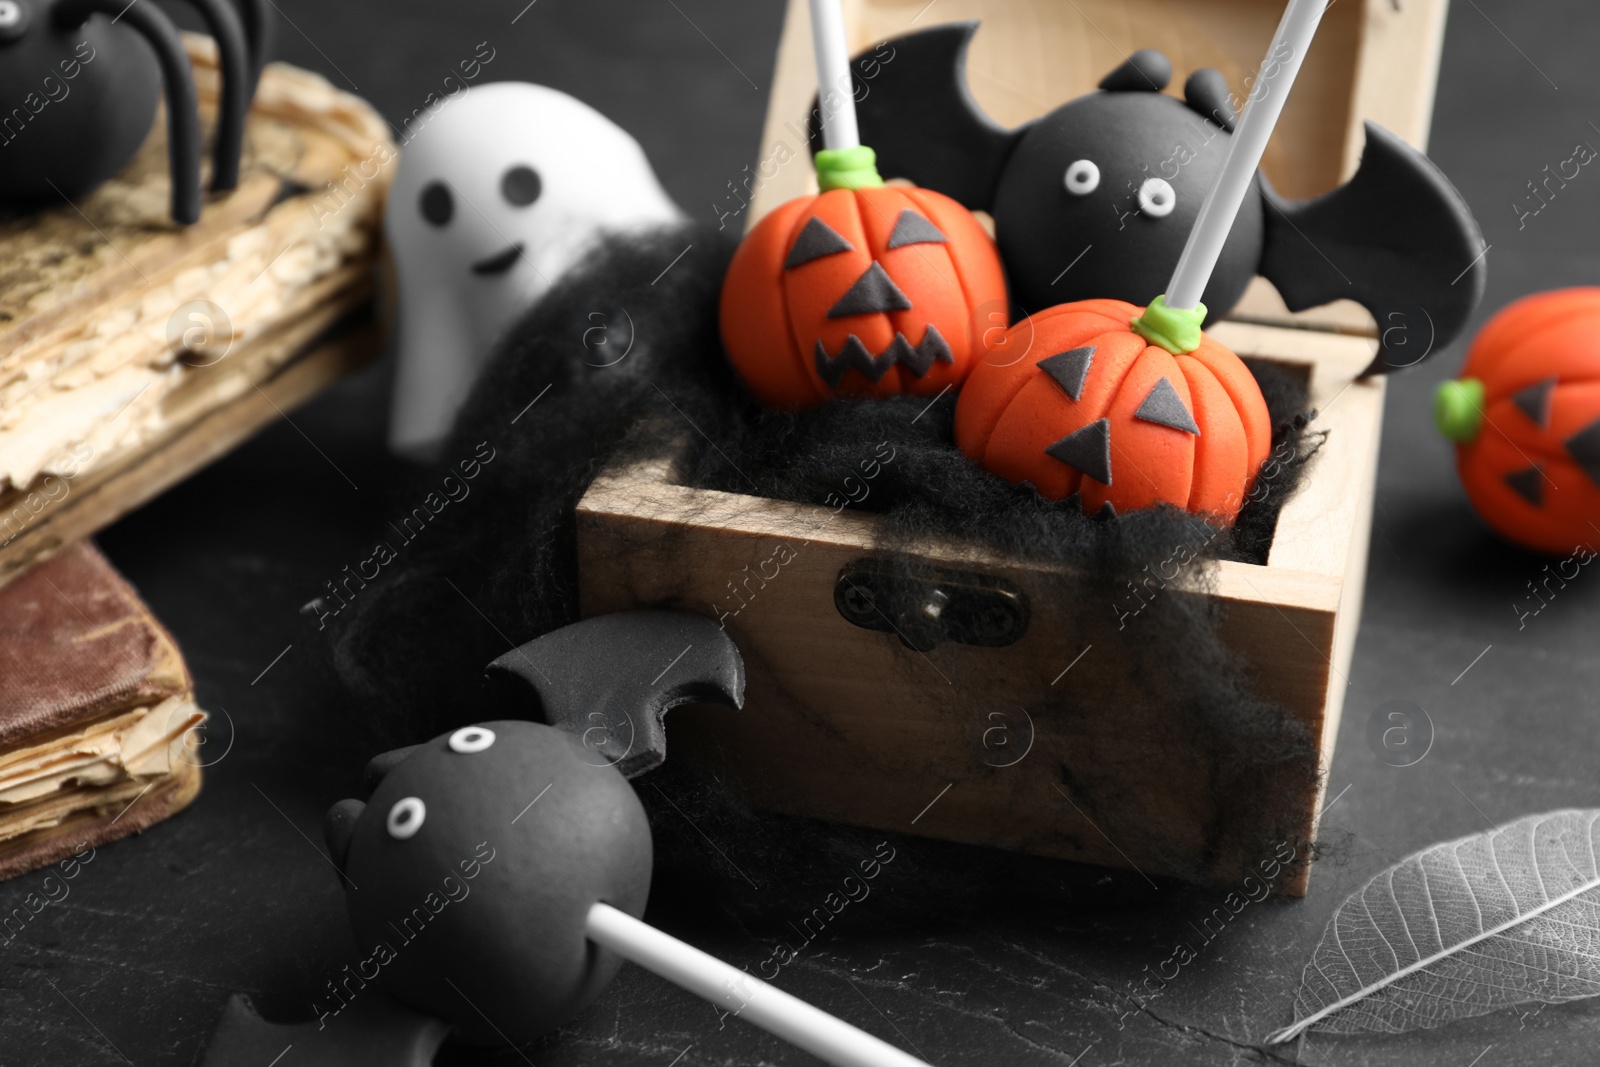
[833,560,1030,652]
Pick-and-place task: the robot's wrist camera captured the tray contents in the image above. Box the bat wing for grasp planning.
[1260,121,1485,376]
[807,21,1022,210]
[486,611,745,778]
[200,993,450,1067]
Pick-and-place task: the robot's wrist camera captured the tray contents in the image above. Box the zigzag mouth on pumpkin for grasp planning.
[813,325,953,388]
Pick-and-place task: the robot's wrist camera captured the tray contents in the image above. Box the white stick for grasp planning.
[808,0,859,151]
[586,903,929,1067]
[1165,0,1328,311]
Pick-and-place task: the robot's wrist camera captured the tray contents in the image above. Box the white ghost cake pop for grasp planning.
[385,82,681,459]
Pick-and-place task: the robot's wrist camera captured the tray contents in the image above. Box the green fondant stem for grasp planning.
[1434,378,1486,443]
[1130,295,1207,355]
[815,145,884,192]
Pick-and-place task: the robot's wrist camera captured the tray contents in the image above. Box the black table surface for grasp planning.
[5,1,1600,1064]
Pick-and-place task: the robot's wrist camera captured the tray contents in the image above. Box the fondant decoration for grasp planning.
[1435,288,1600,554]
[200,992,449,1067]
[819,20,1486,375]
[324,720,931,1066]
[719,0,1005,408]
[386,82,680,458]
[955,298,1270,517]
[720,173,1005,404]
[0,0,269,224]
[955,0,1328,519]
[485,610,746,778]
[447,723,495,752]
[324,720,650,1045]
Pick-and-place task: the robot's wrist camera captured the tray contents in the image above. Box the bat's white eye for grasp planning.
[387,797,426,840]
[1139,177,1176,217]
[449,726,496,754]
[1063,159,1100,196]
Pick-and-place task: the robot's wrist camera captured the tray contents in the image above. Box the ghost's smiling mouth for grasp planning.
[470,243,526,276]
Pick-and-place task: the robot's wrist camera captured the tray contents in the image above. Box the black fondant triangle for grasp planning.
[827,262,913,318]
[1134,377,1201,435]
[784,216,854,269]
[1038,346,1095,401]
[1566,416,1600,487]
[1512,377,1556,427]
[1045,418,1113,485]
[887,209,948,249]
[1097,500,1118,519]
[1504,464,1544,506]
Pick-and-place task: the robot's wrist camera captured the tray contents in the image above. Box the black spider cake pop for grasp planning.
[0,0,271,224]
[814,22,1485,373]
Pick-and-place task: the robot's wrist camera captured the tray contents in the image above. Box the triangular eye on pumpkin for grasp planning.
[1039,346,1094,401]
[1510,377,1555,427]
[1134,377,1202,435]
[782,216,854,269]
[1436,288,1600,555]
[886,210,948,248]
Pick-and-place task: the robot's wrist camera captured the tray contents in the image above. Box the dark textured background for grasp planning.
[4,1,1600,1064]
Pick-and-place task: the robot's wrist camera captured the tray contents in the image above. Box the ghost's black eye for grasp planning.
[420,182,453,227]
[501,165,541,207]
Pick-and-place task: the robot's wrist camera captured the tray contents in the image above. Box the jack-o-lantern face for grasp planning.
[955,298,1272,519]
[1436,287,1600,554]
[720,184,1007,408]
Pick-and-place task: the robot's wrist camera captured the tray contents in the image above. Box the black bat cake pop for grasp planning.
[814,22,1485,374]
[325,718,655,1046]
[202,612,928,1066]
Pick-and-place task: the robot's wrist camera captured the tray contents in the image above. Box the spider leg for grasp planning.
[230,0,275,91]
[171,0,251,190]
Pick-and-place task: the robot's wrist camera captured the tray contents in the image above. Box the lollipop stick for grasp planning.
[1164,0,1328,311]
[586,903,930,1067]
[808,0,859,151]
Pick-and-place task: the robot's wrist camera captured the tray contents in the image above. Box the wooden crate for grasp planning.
[578,0,1438,893]
[0,38,391,585]
[579,322,1382,895]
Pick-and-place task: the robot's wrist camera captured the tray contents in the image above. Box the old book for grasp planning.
[0,36,391,588]
[0,540,204,881]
